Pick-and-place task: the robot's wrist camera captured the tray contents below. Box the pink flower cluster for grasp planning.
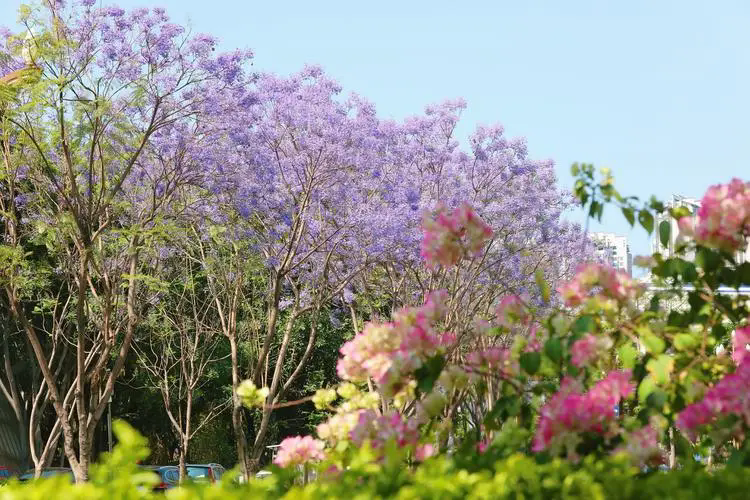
[676,335,750,440]
[273,435,326,468]
[349,410,420,449]
[614,423,663,467]
[571,334,613,367]
[682,178,750,253]
[465,347,517,377]
[337,291,450,396]
[558,263,643,307]
[495,295,532,328]
[533,371,634,454]
[732,324,750,366]
[421,203,493,268]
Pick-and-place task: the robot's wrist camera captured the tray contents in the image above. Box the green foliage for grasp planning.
[9,425,750,499]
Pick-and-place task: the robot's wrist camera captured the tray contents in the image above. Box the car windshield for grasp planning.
[186,467,211,480]
[162,469,179,483]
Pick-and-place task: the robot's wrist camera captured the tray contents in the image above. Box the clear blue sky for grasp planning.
[2,0,749,257]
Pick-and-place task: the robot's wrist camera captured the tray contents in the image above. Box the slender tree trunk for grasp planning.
[669,426,676,469]
[178,439,187,481]
[229,333,250,478]
[75,250,90,482]
[251,314,297,464]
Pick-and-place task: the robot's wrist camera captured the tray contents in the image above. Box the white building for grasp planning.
[651,194,750,263]
[590,232,632,277]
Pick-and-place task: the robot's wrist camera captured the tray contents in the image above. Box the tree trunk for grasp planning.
[178,439,187,481]
[250,313,297,465]
[229,333,250,478]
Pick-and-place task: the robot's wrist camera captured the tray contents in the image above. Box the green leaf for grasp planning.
[695,247,722,272]
[572,315,595,335]
[621,207,635,227]
[544,338,563,364]
[737,262,750,287]
[659,220,671,248]
[674,333,699,351]
[589,200,601,220]
[415,355,445,394]
[637,376,657,403]
[535,269,550,303]
[520,352,541,375]
[617,343,638,369]
[638,210,654,234]
[646,389,668,411]
[670,206,691,219]
[639,327,665,355]
[646,354,674,385]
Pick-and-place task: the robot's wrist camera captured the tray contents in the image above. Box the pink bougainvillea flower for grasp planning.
[732,324,750,366]
[421,203,493,268]
[691,179,750,252]
[336,290,452,397]
[614,423,664,467]
[495,295,532,328]
[557,263,644,308]
[571,333,613,367]
[676,342,750,440]
[274,436,326,468]
[415,443,436,461]
[533,371,634,454]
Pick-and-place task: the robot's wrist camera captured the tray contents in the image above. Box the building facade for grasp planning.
[651,194,750,263]
[590,232,632,277]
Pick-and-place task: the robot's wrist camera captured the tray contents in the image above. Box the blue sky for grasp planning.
[2,0,749,257]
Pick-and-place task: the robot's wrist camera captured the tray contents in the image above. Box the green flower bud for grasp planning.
[236,380,269,409]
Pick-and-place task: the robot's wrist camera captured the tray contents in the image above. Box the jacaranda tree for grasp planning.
[0,0,251,481]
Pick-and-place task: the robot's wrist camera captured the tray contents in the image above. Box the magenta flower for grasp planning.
[533,371,634,454]
[274,436,326,468]
[676,350,750,440]
[732,324,750,366]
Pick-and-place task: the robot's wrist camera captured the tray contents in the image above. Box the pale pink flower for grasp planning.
[274,436,326,468]
[495,295,531,328]
[349,410,420,449]
[557,263,643,307]
[614,423,664,467]
[421,203,493,268]
[336,291,451,396]
[571,334,613,367]
[415,444,436,461]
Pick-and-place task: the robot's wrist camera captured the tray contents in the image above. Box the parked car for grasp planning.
[255,470,272,480]
[0,466,17,480]
[186,463,225,483]
[139,465,179,491]
[18,468,74,482]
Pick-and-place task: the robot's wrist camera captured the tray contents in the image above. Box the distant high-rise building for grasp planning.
[590,232,632,277]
